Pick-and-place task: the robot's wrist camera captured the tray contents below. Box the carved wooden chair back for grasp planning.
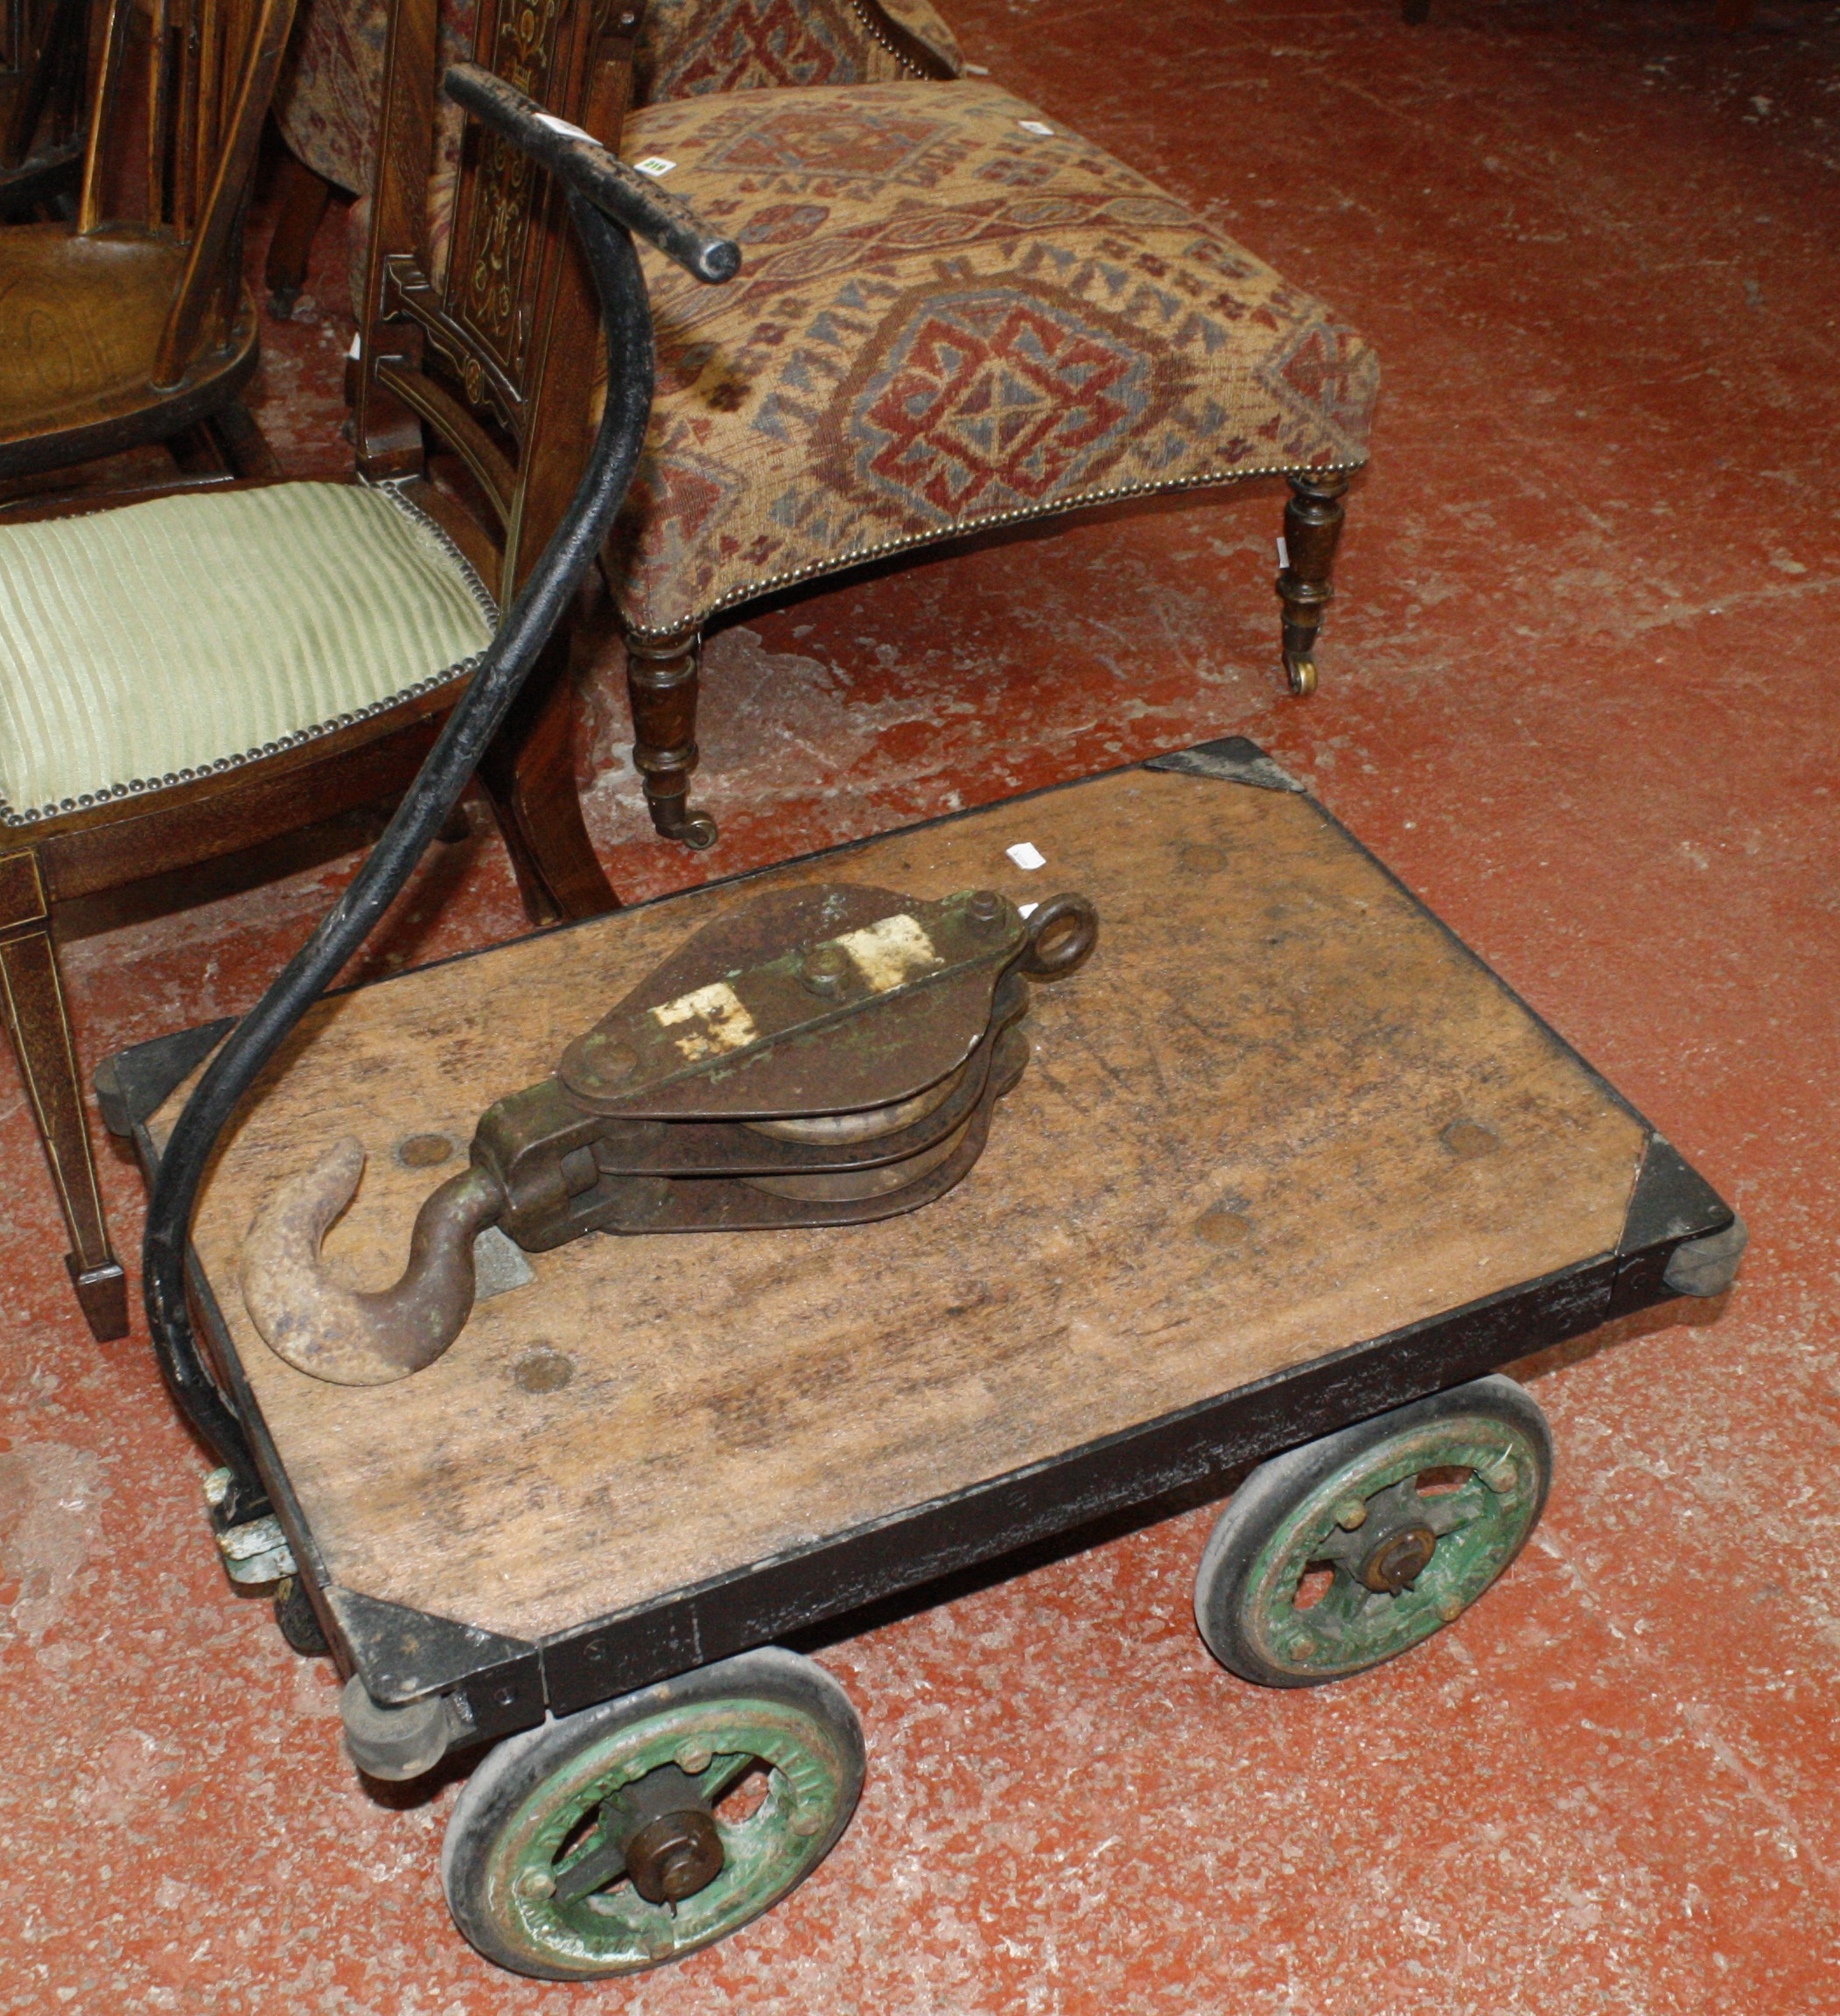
[76,0,297,384]
[353,0,626,605]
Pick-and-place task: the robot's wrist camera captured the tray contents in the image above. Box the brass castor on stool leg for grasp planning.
[1275,471,1350,697]
[624,626,718,850]
[653,799,718,851]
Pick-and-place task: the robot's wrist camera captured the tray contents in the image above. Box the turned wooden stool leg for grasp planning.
[0,852,127,1340]
[1275,471,1351,697]
[624,624,717,850]
[264,153,334,318]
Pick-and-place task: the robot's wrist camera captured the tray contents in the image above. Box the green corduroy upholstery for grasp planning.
[0,483,495,823]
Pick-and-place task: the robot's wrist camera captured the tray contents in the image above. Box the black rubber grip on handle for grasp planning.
[442,61,740,284]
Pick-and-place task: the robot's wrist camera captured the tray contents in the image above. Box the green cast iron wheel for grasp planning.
[1194,1376,1552,1688]
[441,1648,865,1980]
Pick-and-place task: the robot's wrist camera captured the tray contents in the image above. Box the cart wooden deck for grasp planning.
[103,739,1732,1742]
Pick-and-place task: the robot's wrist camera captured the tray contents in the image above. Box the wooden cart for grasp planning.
[101,738,1740,1980]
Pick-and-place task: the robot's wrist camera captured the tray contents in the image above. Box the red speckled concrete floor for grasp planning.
[3,0,1838,2008]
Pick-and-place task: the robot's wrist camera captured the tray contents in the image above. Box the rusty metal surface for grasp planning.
[557,886,1032,1117]
[238,1147,506,1387]
[235,886,1094,1386]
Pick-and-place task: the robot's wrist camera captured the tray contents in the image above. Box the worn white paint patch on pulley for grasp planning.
[836,914,943,993]
[651,980,759,1060]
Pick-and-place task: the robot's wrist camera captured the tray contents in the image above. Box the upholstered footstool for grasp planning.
[601,80,1380,843]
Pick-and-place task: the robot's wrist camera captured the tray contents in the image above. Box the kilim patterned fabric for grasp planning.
[273,0,960,199]
[274,0,474,301]
[604,82,1380,639]
[276,0,474,200]
[637,0,961,101]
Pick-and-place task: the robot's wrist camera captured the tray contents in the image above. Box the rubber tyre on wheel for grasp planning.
[441,1647,865,1980]
[1194,1376,1552,1688]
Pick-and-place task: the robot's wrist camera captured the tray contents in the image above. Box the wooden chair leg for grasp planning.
[624,624,717,850]
[477,637,621,927]
[206,397,282,480]
[0,851,128,1340]
[1275,472,1350,697]
[264,153,334,318]
[168,418,234,477]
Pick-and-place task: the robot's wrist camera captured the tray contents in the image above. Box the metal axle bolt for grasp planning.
[1359,1523,1438,1595]
[801,944,851,998]
[965,889,1005,932]
[625,1808,725,1904]
[1333,1498,1368,1530]
[580,1032,637,1082]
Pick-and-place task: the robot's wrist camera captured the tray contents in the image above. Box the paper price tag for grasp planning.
[1017,120,1055,137]
[535,111,596,144]
[633,155,676,177]
[1005,842,1046,872]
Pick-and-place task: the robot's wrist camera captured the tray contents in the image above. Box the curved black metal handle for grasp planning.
[441,62,739,284]
[141,106,733,1508]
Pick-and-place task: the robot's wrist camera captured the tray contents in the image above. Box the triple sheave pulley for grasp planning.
[240,883,1099,1386]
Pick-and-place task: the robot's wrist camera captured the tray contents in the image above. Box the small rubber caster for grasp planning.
[441,1647,864,1979]
[1663,1215,1747,1297]
[274,1574,330,1656]
[1194,1376,1552,1687]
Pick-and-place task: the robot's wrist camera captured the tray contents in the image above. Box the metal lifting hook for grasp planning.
[240,1148,507,1387]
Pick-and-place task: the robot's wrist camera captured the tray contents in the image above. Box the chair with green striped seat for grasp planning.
[0,1,624,1341]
